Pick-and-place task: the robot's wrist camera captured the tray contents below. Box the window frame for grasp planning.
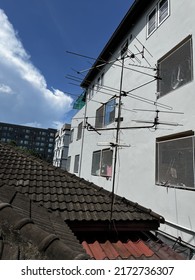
[95,98,116,128]
[91,149,113,178]
[157,35,193,98]
[91,150,101,176]
[156,131,195,190]
[147,7,157,37]
[147,0,169,38]
[74,154,80,173]
[66,156,71,172]
[104,98,116,126]
[158,0,169,26]
[77,122,83,140]
[70,129,74,143]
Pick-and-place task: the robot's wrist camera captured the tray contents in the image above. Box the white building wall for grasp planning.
[53,124,71,170]
[68,0,195,246]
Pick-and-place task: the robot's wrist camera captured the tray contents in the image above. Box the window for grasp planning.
[95,106,104,128]
[63,134,70,146]
[96,73,104,91]
[70,129,74,142]
[77,122,83,140]
[66,156,71,172]
[156,132,195,189]
[91,151,101,176]
[104,99,116,126]
[157,36,193,97]
[159,0,169,24]
[91,149,113,177]
[74,154,80,173]
[147,0,169,37]
[95,99,116,128]
[147,8,157,36]
[97,77,101,91]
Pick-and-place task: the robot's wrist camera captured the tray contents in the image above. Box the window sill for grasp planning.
[156,183,195,191]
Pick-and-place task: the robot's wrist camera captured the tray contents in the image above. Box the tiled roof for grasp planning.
[0,142,163,226]
[82,239,186,260]
[0,184,89,260]
[0,142,186,260]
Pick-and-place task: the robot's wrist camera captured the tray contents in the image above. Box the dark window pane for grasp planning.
[158,37,193,97]
[95,106,104,128]
[100,149,113,177]
[104,99,115,126]
[91,151,101,176]
[156,136,194,188]
[74,155,80,173]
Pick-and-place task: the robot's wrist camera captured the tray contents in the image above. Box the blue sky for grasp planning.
[0,0,133,128]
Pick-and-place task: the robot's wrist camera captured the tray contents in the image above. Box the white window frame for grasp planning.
[147,6,157,37]
[158,0,170,26]
[147,0,169,38]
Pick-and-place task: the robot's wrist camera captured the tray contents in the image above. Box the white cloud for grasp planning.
[0,83,13,94]
[0,9,73,128]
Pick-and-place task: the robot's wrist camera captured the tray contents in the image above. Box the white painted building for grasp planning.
[68,0,195,248]
[53,123,71,170]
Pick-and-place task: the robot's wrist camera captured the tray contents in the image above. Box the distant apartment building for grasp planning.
[53,123,71,170]
[0,122,56,162]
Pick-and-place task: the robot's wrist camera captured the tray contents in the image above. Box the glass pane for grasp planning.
[157,137,194,188]
[66,157,71,171]
[158,37,193,97]
[148,9,156,35]
[104,99,115,126]
[159,0,168,23]
[95,106,104,128]
[91,151,101,176]
[74,155,79,173]
[100,149,113,177]
[77,122,83,140]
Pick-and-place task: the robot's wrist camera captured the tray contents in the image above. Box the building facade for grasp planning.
[0,122,56,162]
[68,0,195,248]
[53,123,71,170]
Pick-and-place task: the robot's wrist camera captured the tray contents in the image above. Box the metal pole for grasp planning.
[110,56,125,221]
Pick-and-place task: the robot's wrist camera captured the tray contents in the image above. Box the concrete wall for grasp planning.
[68,0,195,246]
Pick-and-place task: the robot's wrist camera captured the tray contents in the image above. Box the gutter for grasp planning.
[165,220,195,236]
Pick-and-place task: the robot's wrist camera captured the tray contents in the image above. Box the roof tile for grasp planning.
[0,142,164,225]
